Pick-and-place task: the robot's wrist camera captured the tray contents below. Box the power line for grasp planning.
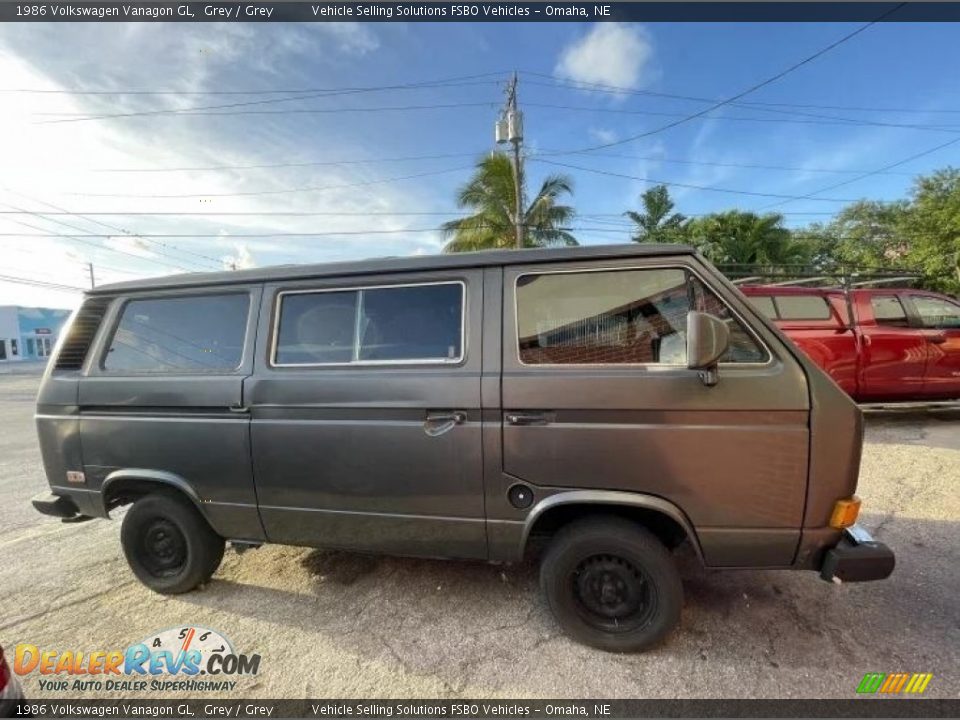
[22,151,483,175]
[531,158,858,202]
[3,241,145,277]
[35,100,501,120]
[0,210,472,217]
[524,75,960,117]
[537,151,916,177]
[0,228,454,239]
[522,101,960,135]
[60,163,475,199]
[0,273,85,292]
[2,74,509,96]
[1,190,223,269]
[0,213,196,271]
[0,209,847,218]
[756,135,960,211]
[33,73,509,125]
[542,7,904,155]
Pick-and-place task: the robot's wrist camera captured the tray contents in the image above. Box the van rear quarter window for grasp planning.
[516,267,767,365]
[274,281,464,366]
[103,294,249,373]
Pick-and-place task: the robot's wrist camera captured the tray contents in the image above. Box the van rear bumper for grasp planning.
[819,524,895,583]
[32,491,83,519]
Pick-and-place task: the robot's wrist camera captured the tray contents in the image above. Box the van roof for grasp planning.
[88,243,696,295]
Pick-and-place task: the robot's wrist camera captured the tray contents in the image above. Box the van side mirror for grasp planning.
[686,311,730,387]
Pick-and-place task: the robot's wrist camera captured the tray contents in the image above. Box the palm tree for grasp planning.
[624,185,688,243]
[441,153,577,252]
[687,211,813,266]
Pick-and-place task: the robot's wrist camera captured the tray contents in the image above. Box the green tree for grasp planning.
[686,211,814,266]
[441,153,577,252]
[624,185,688,243]
[800,200,911,269]
[905,168,960,293]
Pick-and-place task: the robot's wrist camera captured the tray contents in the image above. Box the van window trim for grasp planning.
[98,290,253,375]
[269,279,467,369]
[511,263,774,369]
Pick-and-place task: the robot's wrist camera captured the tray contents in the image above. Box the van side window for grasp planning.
[104,294,249,373]
[274,282,463,366]
[516,268,767,365]
[871,296,910,328]
[775,295,832,320]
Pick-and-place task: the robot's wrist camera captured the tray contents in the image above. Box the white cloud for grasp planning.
[589,128,618,145]
[0,25,447,307]
[221,242,257,271]
[103,236,156,259]
[555,24,654,91]
[315,23,379,56]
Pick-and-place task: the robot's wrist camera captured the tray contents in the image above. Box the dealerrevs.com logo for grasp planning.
[14,626,261,693]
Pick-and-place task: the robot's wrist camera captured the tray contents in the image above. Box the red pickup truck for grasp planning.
[740,285,960,403]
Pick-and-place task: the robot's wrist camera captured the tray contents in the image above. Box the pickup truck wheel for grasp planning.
[121,492,225,595]
[540,516,682,652]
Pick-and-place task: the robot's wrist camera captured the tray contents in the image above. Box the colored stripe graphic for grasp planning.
[857,673,885,693]
[858,672,932,694]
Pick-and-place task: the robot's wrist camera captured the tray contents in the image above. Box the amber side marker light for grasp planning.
[830,496,861,529]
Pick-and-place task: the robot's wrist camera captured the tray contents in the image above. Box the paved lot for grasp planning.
[1,370,958,699]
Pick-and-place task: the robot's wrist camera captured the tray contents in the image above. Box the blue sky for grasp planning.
[1,20,959,307]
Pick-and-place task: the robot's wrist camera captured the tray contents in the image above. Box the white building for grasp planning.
[0,306,71,362]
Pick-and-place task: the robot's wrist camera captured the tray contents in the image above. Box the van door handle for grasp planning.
[229,403,249,414]
[927,334,947,344]
[423,411,466,437]
[506,412,549,426]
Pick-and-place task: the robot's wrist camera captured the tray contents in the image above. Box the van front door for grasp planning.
[499,259,811,567]
[248,271,486,559]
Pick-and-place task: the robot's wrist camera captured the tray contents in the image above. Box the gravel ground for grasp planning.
[1,370,957,700]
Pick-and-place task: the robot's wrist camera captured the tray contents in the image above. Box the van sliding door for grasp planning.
[248,271,486,559]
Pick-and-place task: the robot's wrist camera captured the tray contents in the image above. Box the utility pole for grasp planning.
[496,72,524,249]
[86,262,95,289]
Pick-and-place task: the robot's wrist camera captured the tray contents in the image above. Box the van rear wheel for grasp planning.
[121,492,225,595]
[540,516,682,652]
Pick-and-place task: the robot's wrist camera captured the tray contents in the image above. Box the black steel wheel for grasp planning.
[540,516,682,652]
[121,491,225,594]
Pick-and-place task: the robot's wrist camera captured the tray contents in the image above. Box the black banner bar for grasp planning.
[7,698,960,719]
[2,2,960,23]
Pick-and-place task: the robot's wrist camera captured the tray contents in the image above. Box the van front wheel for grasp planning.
[540,517,682,652]
[121,492,225,595]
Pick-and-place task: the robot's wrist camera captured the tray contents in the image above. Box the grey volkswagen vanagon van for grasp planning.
[32,244,894,651]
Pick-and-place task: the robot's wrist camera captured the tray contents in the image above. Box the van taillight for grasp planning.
[54,297,111,370]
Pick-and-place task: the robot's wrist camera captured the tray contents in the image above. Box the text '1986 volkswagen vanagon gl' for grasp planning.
[32,244,894,651]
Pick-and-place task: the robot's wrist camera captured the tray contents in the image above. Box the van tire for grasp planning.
[121,492,225,595]
[540,516,682,652]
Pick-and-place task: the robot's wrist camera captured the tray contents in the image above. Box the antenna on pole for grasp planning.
[496,72,524,249]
